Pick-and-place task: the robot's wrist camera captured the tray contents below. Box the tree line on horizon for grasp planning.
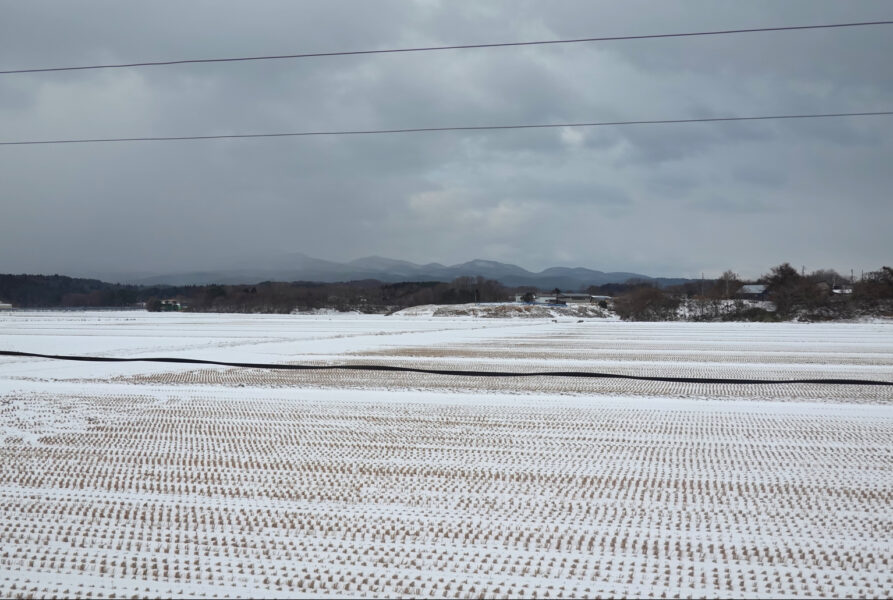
[0,264,891,320]
[612,264,893,321]
[0,274,509,313]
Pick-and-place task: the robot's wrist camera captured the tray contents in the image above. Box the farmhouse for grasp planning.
[533,293,607,305]
[736,284,768,300]
[0,302,12,310]
[160,299,185,311]
[557,292,595,304]
[515,292,611,305]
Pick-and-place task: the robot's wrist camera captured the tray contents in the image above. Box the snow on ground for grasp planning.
[0,310,892,598]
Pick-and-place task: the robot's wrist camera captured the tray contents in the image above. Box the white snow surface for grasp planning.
[0,310,892,598]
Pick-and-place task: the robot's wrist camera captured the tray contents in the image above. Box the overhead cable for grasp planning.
[1,21,891,75]
[1,111,891,147]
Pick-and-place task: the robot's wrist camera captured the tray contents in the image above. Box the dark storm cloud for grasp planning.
[0,0,891,280]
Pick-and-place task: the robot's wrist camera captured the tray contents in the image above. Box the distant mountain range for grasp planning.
[124,253,690,290]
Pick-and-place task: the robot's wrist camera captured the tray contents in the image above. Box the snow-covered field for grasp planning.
[1,311,891,598]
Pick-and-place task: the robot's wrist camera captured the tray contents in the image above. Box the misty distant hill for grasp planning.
[126,253,690,289]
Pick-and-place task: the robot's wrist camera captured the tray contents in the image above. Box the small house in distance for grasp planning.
[160,299,185,311]
[735,284,768,300]
[0,302,13,311]
[556,292,595,305]
[515,292,611,305]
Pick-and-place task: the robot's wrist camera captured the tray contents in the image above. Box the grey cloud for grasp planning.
[732,165,788,188]
[645,172,701,197]
[0,0,891,280]
[687,195,776,214]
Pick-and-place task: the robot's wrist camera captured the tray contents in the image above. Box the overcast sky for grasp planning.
[1,1,891,280]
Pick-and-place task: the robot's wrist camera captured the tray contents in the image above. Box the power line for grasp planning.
[2,20,891,75]
[2,350,890,386]
[1,111,891,147]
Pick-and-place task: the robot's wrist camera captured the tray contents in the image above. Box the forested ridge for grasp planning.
[0,274,509,313]
[1,264,891,320]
